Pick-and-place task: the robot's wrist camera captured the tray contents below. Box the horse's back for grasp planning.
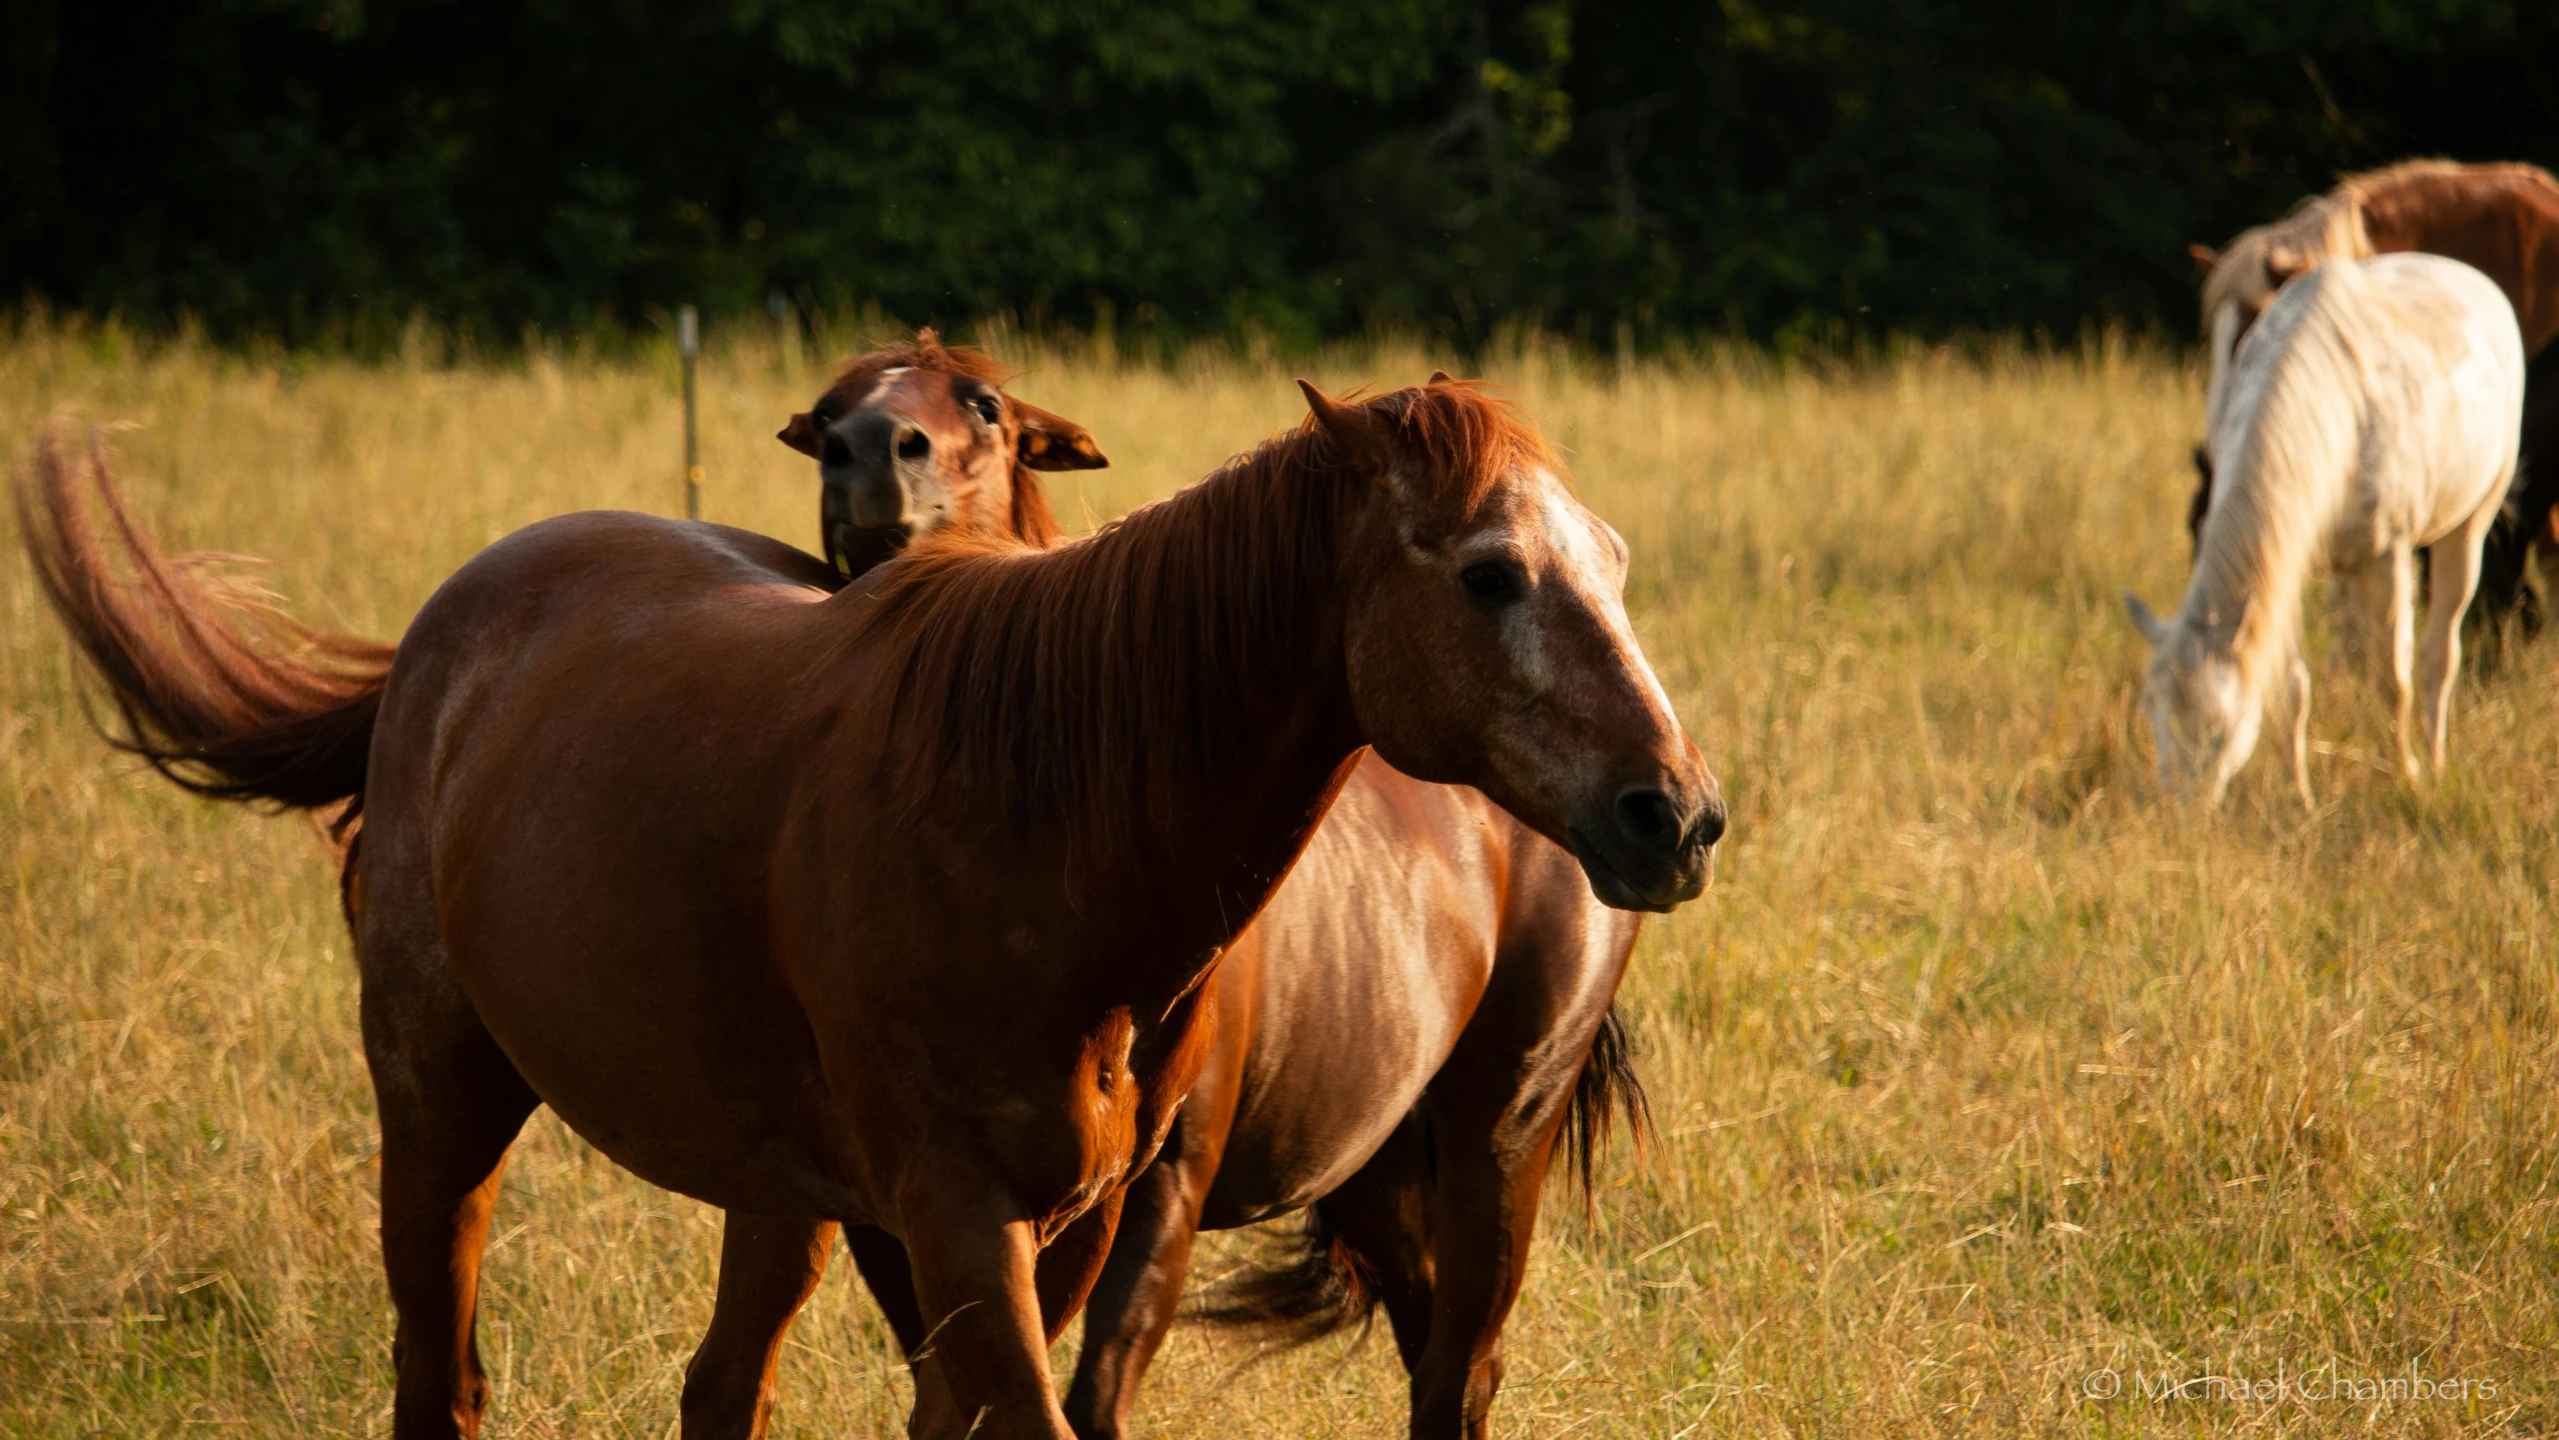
[2357,255,2527,536]
[2226,255,2522,550]
[358,511,868,1215]
[372,510,844,863]
[2356,162,2559,353]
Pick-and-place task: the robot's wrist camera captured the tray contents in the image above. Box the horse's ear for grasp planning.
[778,411,824,458]
[1427,369,1455,386]
[2187,243,2220,272]
[2123,591,2171,647]
[1010,398,1109,471]
[1298,379,1394,475]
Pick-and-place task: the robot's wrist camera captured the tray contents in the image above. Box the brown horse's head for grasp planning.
[1305,375,1723,912]
[778,331,1106,574]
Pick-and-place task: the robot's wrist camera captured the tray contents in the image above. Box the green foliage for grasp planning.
[4,0,2553,347]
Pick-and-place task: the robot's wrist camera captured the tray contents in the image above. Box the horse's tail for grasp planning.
[16,426,392,823]
[1558,1003,1656,1209]
[1191,1203,1380,1350]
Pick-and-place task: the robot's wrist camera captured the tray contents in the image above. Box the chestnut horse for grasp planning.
[22,372,1720,1439]
[768,361,1655,1439]
[2190,160,2559,638]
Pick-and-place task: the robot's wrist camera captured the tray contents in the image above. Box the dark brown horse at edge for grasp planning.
[22,360,1721,1439]
[769,356,1657,1440]
[2190,159,2559,644]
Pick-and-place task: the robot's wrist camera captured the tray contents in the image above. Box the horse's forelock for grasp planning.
[819,331,1017,415]
[1396,381,1558,512]
[1293,380,1556,518]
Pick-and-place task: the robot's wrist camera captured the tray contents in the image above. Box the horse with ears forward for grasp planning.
[772,329,1104,575]
[2128,253,2524,806]
[23,365,1720,1440]
[773,365,1678,1440]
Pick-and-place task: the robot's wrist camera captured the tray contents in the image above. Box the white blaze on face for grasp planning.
[1530,471,1679,728]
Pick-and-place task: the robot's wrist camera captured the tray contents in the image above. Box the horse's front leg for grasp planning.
[899,1187,1097,1440]
[679,1213,840,1440]
[845,1196,1130,1426]
[2278,657,2315,810]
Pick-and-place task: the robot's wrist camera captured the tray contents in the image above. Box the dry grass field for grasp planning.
[3,318,2554,1437]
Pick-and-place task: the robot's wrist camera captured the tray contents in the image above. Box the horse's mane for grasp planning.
[851,381,1551,857]
[805,330,1060,548]
[2189,262,2376,693]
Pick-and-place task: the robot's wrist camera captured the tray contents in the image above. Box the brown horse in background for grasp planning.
[2190,160,2559,639]
[771,329,1103,575]
[23,370,1720,1439]
[771,364,1655,1440]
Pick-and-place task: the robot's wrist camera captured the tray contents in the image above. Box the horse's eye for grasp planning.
[1459,561,1525,608]
[966,394,1002,426]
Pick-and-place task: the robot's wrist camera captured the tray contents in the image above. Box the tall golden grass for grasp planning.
[2,318,2552,1436]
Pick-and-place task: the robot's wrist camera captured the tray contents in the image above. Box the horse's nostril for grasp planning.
[821,432,853,468]
[1692,796,1727,850]
[895,428,931,462]
[1616,787,1681,851]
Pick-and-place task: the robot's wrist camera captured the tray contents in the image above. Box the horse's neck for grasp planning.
[2191,307,2366,679]
[1085,457,1372,949]
[2203,302,2245,445]
[869,435,1371,975]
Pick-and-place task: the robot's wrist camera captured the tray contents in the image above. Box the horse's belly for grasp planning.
[470,974,872,1216]
[1192,913,1490,1225]
[434,843,876,1219]
[1188,761,1504,1227]
[512,1045,864,1214]
[1197,1045,1446,1227]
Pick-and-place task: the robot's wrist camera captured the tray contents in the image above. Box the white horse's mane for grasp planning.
[2184,261,2375,694]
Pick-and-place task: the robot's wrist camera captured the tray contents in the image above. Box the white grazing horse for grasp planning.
[2126,252,2525,805]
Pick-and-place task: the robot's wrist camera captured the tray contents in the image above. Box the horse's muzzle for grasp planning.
[1568,780,1723,913]
[823,508,919,578]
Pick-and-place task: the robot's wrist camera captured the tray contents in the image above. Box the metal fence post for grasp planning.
[680,305,702,520]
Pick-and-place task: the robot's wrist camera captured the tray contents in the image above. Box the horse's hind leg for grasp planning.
[1061,1130,1214,1440]
[2346,549,2420,778]
[1399,1037,1597,1439]
[1309,1122,1440,1384]
[363,986,538,1440]
[680,1214,840,1440]
[2419,501,2500,774]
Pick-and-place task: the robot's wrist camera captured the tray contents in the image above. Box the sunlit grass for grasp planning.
[2,318,2552,1436]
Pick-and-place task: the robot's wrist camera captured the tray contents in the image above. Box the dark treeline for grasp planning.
[6,0,2553,350]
